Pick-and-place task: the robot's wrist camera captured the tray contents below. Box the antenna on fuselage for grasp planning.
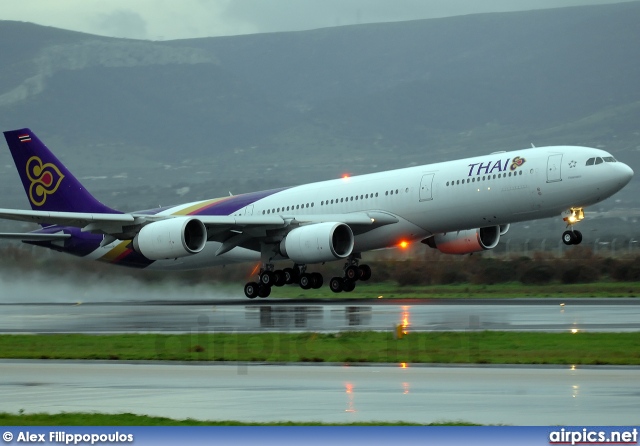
[531,143,536,148]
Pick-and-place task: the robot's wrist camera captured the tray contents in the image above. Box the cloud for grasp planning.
[93,9,148,40]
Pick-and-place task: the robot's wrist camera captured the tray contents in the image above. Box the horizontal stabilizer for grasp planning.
[0,208,135,228]
[0,232,71,241]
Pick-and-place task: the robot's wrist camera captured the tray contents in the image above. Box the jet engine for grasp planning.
[280,222,354,264]
[133,217,207,260]
[424,226,502,255]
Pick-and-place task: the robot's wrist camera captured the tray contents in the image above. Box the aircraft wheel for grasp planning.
[345,265,360,281]
[260,271,275,286]
[258,284,271,298]
[299,273,313,290]
[273,270,286,287]
[283,267,296,284]
[342,279,356,292]
[329,277,343,293]
[562,230,576,245]
[358,264,372,281]
[574,230,583,245]
[311,272,323,289]
[244,282,259,299]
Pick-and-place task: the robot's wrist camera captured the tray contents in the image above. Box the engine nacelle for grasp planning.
[133,217,207,260]
[424,226,501,255]
[280,222,354,264]
[499,224,510,236]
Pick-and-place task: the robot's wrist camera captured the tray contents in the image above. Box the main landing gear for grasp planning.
[561,208,584,246]
[243,258,372,299]
[329,260,371,294]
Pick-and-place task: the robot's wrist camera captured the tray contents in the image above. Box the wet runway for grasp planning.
[1,298,639,333]
[1,360,638,425]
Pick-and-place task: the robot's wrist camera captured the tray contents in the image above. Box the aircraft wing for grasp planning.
[0,208,398,254]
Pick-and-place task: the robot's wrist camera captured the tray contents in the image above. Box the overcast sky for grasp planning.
[2,0,633,40]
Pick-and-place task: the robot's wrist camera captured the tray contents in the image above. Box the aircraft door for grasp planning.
[547,154,563,183]
[245,205,254,216]
[419,173,435,201]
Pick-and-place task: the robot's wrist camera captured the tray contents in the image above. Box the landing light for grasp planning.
[341,173,351,180]
[571,328,579,334]
[399,240,409,249]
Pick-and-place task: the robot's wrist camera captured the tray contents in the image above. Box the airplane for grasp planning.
[0,128,634,298]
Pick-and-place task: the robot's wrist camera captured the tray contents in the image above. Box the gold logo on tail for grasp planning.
[26,156,65,206]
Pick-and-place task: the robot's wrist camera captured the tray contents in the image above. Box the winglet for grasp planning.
[3,128,120,215]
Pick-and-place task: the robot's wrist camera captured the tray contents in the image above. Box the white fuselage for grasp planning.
[86,145,633,270]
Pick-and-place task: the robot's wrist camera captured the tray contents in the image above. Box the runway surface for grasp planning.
[1,298,639,333]
[1,360,638,425]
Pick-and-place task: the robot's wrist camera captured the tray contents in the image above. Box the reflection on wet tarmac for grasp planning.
[2,300,640,333]
[248,306,373,329]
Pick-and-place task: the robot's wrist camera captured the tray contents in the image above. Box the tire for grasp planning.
[345,265,360,281]
[244,282,259,299]
[358,264,372,281]
[562,230,576,246]
[273,270,286,287]
[311,272,324,289]
[299,273,313,290]
[342,279,356,292]
[260,271,274,286]
[574,230,583,245]
[329,277,343,293]
[258,284,271,298]
[283,267,296,284]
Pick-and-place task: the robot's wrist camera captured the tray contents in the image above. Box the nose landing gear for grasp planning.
[561,208,585,246]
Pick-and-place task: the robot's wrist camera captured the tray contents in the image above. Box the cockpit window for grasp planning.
[595,157,604,164]
[586,158,595,166]
[603,156,617,163]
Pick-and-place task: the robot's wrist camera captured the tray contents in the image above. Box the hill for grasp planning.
[0,2,639,213]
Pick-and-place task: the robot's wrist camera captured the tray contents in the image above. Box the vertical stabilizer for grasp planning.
[3,128,120,214]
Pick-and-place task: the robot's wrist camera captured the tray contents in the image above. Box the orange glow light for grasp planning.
[401,306,411,334]
[400,362,408,369]
[341,173,351,180]
[249,263,261,278]
[399,240,409,249]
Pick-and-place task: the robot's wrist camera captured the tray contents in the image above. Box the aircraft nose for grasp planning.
[619,162,634,185]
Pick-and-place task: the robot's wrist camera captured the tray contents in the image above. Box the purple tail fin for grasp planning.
[3,128,120,214]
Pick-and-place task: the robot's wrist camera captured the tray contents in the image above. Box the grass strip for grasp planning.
[270,281,640,299]
[0,332,639,365]
[0,412,476,426]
